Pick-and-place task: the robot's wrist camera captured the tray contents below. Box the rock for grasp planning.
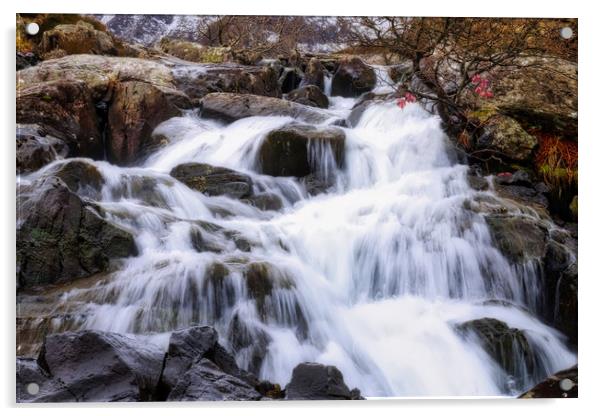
[107,81,186,165]
[519,365,577,398]
[485,214,547,264]
[300,58,325,91]
[171,62,280,103]
[16,80,104,159]
[16,51,39,70]
[493,172,549,209]
[457,318,537,380]
[279,67,303,93]
[475,114,538,162]
[200,93,334,124]
[227,313,272,375]
[161,326,219,392]
[40,21,119,58]
[16,124,68,174]
[286,85,329,109]
[35,330,165,402]
[569,195,578,220]
[244,192,284,211]
[50,160,105,198]
[167,358,262,401]
[346,100,372,127]
[259,125,345,177]
[159,38,233,63]
[467,174,489,191]
[285,362,360,400]
[17,177,137,288]
[170,163,253,199]
[542,236,578,345]
[331,57,376,97]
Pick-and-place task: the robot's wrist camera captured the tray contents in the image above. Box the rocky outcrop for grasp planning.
[473,112,538,163]
[170,163,253,199]
[29,331,164,402]
[285,362,362,400]
[259,125,345,177]
[300,58,325,91]
[331,57,376,97]
[17,175,137,288]
[519,365,577,398]
[171,62,280,103]
[159,38,233,63]
[286,85,329,109]
[40,21,119,58]
[16,124,68,174]
[200,93,336,124]
[17,55,192,165]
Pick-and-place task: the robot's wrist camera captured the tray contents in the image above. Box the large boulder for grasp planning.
[457,318,538,382]
[199,93,335,124]
[170,163,253,199]
[285,362,362,400]
[473,113,538,163]
[170,62,280,103]
[331,57,376,97]
[107,80,184,165]
[17,176,137,288]
[167,359,262,401]
[16,80,104,159]
[17,358,74,402]
[159,38,233,63]
[286,85,329,109]
[17,55,192,164]
[39,21,119,58]
[16,124,68,174]
[485,214,547,265]
[300,58,325,91]
[259,125,345,177]
[519,365,577,398]
[30,331,165,402]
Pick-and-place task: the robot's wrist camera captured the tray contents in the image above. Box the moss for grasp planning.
[569,195,578,219]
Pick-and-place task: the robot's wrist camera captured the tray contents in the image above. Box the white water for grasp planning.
[27,78,575,397]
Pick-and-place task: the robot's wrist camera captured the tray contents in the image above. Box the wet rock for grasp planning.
[16,51,39,70]
[161,326,219,392]
[475,114,538,162]
[228,314,272,375]
[107,81,186,165]
[285,362,361,400]
[16,80,104,159]
[244,192,284,211]
[485,214,547,264]
[50,160,105,198]
[40,21,119,57]
[17,177,137,288]
[519,365,577,398]
[457,318,536,380]
[170,163,253,199]
[200,93,334,124]
[172,62,280,103]
[259,125,345,177]
[167,358,262,401]
[331,57,376,97]
[16,124,68,174]
[388,62,413,83]
[569,195,578,221]
[286,85,329,109]
[279,67,303,93]
[35,330,165,402]
[346,100,372,127]
[300,58,325,91]
[467,174,489,191]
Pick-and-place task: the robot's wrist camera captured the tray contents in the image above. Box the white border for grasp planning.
[3,1,600,415]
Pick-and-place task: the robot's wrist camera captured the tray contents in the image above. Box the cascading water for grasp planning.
[20,71,576,398]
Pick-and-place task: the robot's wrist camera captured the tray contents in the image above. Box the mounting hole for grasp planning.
[559,378,575,391]
[25,22,40,36]
[560,27,573,39]
[26,382,40,395]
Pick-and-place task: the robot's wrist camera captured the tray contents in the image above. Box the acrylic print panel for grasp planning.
[16,14,577,402]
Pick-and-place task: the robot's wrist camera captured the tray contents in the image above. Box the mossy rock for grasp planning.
[485,214,547,264]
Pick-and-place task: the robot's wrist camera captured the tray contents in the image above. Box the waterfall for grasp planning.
[24,78,576,398]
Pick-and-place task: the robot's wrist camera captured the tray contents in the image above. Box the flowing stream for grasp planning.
[20,72,576,398]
